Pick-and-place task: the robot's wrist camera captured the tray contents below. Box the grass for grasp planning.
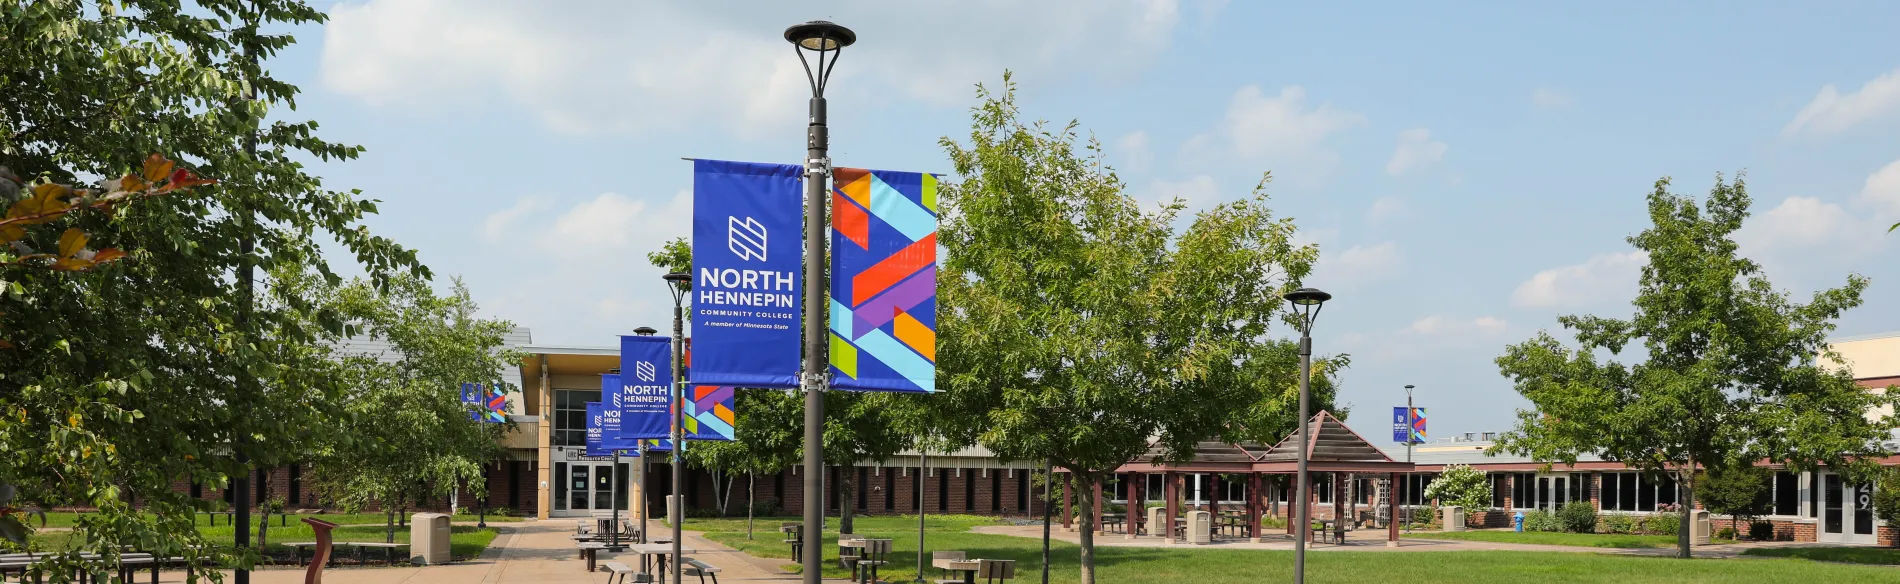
[697,515,1898,583]
[1741,546,1900,565]
[28,510,522,529]
[1401,530,1682,549]
[23,520,502,563]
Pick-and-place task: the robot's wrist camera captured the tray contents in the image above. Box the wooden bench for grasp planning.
[681,557,722,584]
[289,541,411,567]
[601,561,638,584]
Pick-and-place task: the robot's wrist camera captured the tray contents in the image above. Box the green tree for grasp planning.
[303,274,520,543]
[932,74,1334,584]
[0,0,423,577]
[1423,465,1490,526]
[648,238,916,536]
[1872,468,1900,547]
[1491,174,1899,559]
[1697,464,1769,536]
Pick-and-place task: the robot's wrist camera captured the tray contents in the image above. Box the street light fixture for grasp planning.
[632,326,659,544]
[1282,287,1330,584]
[785,19,854,584]
[662,272,691,584]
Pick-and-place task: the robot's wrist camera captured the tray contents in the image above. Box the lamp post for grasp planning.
[633,325,659,544]
[1283,287,1331,584]
[604,366,627,553]
[662,273,691,584]
[785,20,854,584]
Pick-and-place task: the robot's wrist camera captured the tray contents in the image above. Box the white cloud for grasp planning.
[1784,67,1900,136]
[1511,251,1647,309]
[1368,197,1405,223]
[1182,85,1364,178]
[1532,87,1575,110]
[1385,128,1447,176]
[477,189,693,340]
[1859,158,1900,215]
[1322,241,1401,285]
[1117,131,1152,172]
[1736,196,1876,253]
[1407,315,1509,336]
[1140,174,1219,211]
[321,0,1212,137]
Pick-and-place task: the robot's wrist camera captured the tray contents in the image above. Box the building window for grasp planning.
[1511,473,1535,509]
[887,470,898,512]
[1223,475,1248,504]
[857,468,868,511]
[554,389,601,447]
[964,471,976,512]
[992,474,1003,513]
[1773,471,1798,516]
[1020,472,1032,514]
[554,462,569,511]
[1397,473,1436,506]
[1146,474,1166,502]
[289,464,302,505]
[1600,472,1677,512]
[937,471,949,512]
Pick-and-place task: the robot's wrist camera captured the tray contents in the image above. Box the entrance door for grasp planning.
[556,462,629,518]
[1537,474,1570,512]
[1819,473,1877,545]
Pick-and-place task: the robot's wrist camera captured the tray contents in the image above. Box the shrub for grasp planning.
[1104,502,1127,514]
[1643,512,1680,536]
[1873,468,1900,542]
[746,499,783,517]
[1260,514,1287,528]
[1523,510,1561,532]
[1423,465,1492,523]
[1602,514,1635,534]
[453,505,473,516]
[1748,521,1776,541]
[1715,527,1736,540]
[489,507,516,517]
[1557,501,1597,533]
[686,507,720,519]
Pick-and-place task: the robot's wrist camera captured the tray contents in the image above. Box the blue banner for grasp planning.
[1392,407,1426,444]
[586,402,607,456]
[599,375,638,451]
[617,335,675,440]
[691,159,804,388]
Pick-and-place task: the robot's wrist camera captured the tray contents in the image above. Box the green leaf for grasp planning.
[0,515,26,544]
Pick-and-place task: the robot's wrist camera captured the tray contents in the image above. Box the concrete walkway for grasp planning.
[101,519,842,583]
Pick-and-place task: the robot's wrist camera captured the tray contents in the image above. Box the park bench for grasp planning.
[681,557,722,584]
[290,541,412,567]
[601,560,638,584]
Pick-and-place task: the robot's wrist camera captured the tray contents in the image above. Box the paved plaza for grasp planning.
[125,519,836,584]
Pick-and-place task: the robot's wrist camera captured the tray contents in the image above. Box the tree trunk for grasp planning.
[259,507,270,548]
[746,474,757,540]
[840,466,856,535]
[385,505,397,544]
[1041,462,1052,584]
[1678,468,1694,559]
[719,474,734,518]
[1076,473,1097,584]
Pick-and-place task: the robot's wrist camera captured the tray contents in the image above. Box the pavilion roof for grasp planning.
[1106,410,1415,474]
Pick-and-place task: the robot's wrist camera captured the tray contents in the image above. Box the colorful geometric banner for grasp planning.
[690,159,804,389]
[828,168,938,393]
[617,335,675,440]
[1391,407,1427,444]
[460,382,506,423]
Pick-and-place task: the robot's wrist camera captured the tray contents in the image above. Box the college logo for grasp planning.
[592,414,602,427]
[728,216,768,261]
[635,360,656,382]
[611,392,623,408]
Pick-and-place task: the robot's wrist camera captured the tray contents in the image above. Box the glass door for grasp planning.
[1819,473,1877,544]
[570,464,593,511]
[1536,475,1570,512]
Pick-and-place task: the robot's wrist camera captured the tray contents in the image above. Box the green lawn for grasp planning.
[1401,530,1682,549]
[25,522,501,563]
[29,511,521,529]
[1742,546,1900,565]
[697,515,1898,583]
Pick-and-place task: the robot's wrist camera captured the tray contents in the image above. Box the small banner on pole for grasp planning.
[690,159,804,389]
[1391,407,1427,443]
[681,337,736,441]
[460,382,506,423]
[618,335,675,440]
[828,167,938,393]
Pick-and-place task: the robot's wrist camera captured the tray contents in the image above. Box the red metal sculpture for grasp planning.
[301,517,339,584]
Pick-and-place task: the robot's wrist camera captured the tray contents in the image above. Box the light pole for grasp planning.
[662,273,691,584]
[1403,384,1416,529]
[785,20,854,584]
[606,366,627,553]
[1283,287,1331,584]
[633,325,659,544]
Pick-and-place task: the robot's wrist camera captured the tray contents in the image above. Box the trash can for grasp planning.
[666,495,680,525]
[1690,510,1711,545]
[1147,506,1167,538]
[1445,506,1466,532]
[1186,511,1212,545]
[411,512,451,565]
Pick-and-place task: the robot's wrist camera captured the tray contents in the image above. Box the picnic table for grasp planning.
[0,551,161,584]
[626,542,700,584]
[933,558,982,584]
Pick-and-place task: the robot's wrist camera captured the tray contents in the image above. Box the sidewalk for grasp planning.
[108,519,839,583]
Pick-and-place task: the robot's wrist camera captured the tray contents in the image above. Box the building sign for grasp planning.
[618,335,674,440]
[1392,407,1426,443]
[690,159,804,389]
[828,168,938,393]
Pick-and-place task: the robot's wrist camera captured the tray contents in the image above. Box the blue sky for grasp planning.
[275,1,1900,439]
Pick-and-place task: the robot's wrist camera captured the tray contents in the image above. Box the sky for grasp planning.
[270,0,1900,440]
